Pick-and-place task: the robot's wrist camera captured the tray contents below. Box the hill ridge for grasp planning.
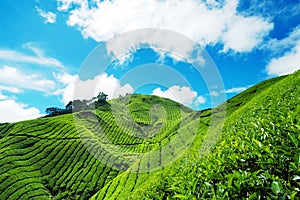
[0,71,299,199]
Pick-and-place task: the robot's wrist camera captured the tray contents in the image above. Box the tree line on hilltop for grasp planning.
[45,92,109,116]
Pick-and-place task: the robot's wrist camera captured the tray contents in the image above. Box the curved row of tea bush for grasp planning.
[129,71,300,199]
[0,94,196,199]
[1,71,298,199]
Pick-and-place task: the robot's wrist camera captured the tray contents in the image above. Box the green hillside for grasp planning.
[0,71,299,199]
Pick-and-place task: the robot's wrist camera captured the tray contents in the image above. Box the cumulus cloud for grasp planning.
[0,100,42,123]
[105,29,201,66]
[194,96,206,105]
[36,6,57,24]
[266,43,300,76]
[54,73,134,104]
[57,0,273,55]
[0,66,56,92]
[266,26,300,76]
[264,26,300,55]
[221,16,273,52]
[152,85,206,107]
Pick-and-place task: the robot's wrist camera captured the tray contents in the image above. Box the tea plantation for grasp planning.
[0,70,299,199]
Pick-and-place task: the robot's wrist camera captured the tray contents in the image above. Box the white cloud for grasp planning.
[105,30,200,66]
[54,72,76,85]
[36,6,57,24]
[0,66,56,92]
[0,100,42,123]
[266,43,300,76]
[152,85,206,107]
[239,0,300,23]
[224,86,248,94]
[57,0,273,55]
[0,44,64,68]
[266,26,300,76]
[0,85,22,94]
[264,26,300,55]
[194,96,206,105]
[0,93,8,100]
[53,73,77,104]
[221,16,273,52]
[54,73,134,104]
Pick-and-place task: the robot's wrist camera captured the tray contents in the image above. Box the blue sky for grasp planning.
[0,0,299,122]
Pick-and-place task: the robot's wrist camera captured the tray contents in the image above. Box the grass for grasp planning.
[0,70,299,199]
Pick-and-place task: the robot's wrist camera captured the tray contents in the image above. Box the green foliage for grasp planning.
[131,70,300,199]
[0,93,192,199]
[0,71,299,199]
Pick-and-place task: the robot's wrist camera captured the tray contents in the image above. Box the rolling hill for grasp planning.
[0,70,299,199]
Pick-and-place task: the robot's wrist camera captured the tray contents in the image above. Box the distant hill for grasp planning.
[0,70,299,199]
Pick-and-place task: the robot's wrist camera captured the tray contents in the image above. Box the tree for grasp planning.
[65,101,73,110]
[96,92,108,106]
[97,92,108,102]
[45,107,62,115]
